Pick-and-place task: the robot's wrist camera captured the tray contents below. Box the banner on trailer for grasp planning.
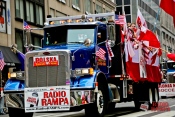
[159,83,175,97]
[24,86,70,112]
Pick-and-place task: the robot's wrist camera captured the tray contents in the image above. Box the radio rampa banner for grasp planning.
[24,86,70,112]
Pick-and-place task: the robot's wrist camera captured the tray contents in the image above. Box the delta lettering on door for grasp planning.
[159,83,175,96]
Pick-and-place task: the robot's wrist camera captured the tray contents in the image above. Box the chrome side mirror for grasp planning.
[84,38,92,47]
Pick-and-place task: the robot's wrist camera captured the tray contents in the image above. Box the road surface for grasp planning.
[1,97,175,117]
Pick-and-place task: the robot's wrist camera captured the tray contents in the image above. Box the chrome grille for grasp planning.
[25,50,70,87]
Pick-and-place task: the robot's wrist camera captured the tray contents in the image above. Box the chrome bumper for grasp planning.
[5,90,95,108]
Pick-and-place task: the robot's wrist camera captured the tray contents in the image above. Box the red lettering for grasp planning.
[41,97,69,106]
[64,98,69,105]
[46,57,49,62]
[173,84,175,87]
[59,98,64,105]
[44,92,48,98]
[40,58,43,62]
[159,88,174,92]
[36,58,40,63]
[49,92,53,98]
[47,98,52,105]
[52,98,58,105]
[42,99,47,106]
[54,57,56,61]
[61,91,66,97]
[50,57,53,62]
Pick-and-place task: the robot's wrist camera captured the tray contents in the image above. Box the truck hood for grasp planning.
[35,44,95,69]
[41,44,95,53]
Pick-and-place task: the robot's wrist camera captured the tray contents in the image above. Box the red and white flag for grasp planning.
[138,26,160,48]
[136,8,148,28]
[106,40,114,61]
[167,53,175,61]
[160,0,175,27]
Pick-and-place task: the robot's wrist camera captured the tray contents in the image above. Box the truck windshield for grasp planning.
[161,62,175,70]
[167,62,175,69]
[67,29,94,43]
[44,26,95,46]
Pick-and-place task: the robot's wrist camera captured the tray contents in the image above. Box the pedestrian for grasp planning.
[0,80,6,115]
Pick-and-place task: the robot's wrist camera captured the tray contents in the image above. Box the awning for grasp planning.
[0,46,21,65]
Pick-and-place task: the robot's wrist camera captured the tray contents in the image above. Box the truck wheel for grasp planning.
[148,88,153,110]
[152,87,159,108]
[8,107,33,117]
[85,82,108,117]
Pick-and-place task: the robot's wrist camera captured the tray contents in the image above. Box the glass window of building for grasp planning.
[116,0,122,6]
[124,0,130,5]
[15,30,24,53]
[26,1,34,22]
[72,0,80,7]
[0,0,6,33]
[33,36,41,49]
[85,0,91,13]
[96,4,102,13]
[36,5,43,25]
[15,0,24,19]
[126,15,131,23]
[124,6,130,14]
[116,7,122,14]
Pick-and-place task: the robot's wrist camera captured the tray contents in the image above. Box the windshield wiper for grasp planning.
[68,42,83,44]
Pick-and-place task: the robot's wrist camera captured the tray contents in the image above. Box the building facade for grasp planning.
[45,0,116,18]
[116,0,175,61]
[0,0,45,82]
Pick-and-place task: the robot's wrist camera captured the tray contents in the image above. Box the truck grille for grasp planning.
[25,50,71,87]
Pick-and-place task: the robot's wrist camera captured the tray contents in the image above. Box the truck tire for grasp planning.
[152,86,159,108]
[85,82,108,117]
[8,107,33,117]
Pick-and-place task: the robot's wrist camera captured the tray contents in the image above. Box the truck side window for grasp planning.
[97,31,106,44]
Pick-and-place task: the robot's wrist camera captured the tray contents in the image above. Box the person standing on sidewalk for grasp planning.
[0,51,6,115]
[0,84,5,115]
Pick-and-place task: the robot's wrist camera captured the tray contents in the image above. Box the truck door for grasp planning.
[96,24,115,74]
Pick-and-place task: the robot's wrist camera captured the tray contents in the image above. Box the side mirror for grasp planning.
[173,65,175,68]
[84,38,92,47]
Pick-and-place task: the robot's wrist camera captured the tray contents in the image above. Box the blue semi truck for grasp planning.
[4,12,160,117]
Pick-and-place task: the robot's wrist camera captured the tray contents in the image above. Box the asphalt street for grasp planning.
[1,97,175,117]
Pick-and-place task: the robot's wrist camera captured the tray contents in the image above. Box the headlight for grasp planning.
[10,73,17,78]
[74,68,94,76]
[9,71,25,80]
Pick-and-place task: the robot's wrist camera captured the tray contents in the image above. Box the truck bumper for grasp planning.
[4,89,95,109]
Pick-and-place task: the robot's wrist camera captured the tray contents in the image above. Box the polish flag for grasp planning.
[160,0,175,27]
[136,8,148,28]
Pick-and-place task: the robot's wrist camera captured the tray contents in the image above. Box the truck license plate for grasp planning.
[24,86,70,112]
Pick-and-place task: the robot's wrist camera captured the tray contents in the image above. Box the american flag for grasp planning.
[23,21,31,29]
[0,51,5,71]
[115,15,125,25]
[96,46,106,60]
